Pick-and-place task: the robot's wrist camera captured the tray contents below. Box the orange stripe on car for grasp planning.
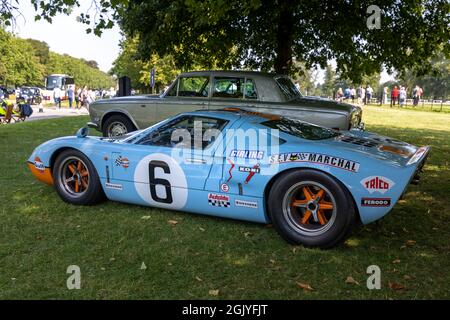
[28,162,54,185]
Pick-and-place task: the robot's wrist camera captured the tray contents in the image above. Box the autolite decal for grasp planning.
[269,152,360,173]
[208,193,230,207]
[361,198,391,207]
[361,176,395,194]
[34,157,45,171]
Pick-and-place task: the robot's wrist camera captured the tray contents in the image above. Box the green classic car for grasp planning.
[88,70,363,137]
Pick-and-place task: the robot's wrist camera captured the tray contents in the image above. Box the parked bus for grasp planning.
[42,74,75,102]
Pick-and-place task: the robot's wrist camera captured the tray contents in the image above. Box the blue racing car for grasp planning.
[28,108,429,248]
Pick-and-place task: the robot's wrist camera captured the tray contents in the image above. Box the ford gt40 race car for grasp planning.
[28,108,429,248]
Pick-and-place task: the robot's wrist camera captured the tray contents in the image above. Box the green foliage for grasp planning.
[0,27,114,88]
[0,28,45,86]
[110,36,179,91]
[46,52,115,88]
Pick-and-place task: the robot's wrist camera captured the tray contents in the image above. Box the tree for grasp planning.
[2,1,449,81]
[25,38,50,65]
[322,64,337,97]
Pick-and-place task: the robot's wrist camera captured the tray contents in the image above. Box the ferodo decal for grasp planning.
[270,152,360,173]
[361,198,391,207]
[235,199,258,209]
[115,155,130,169]
[34,157,45,171]
[105,182,123,191]
[134,153,188,209]
[361,176,395,194]
[208,193,230,207]
[230,150,264,160]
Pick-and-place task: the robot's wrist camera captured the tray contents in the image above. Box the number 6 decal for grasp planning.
[135,153,188,209]
[149,160,173,204]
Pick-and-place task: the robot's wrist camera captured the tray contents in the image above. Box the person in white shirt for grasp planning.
[53,87,62,108]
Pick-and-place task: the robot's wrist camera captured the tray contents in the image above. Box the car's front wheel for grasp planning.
[53,149,105,205]
[102,114,136,137]
[268,169,356,248]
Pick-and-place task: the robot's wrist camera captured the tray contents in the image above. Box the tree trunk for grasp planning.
[274,2,294,75]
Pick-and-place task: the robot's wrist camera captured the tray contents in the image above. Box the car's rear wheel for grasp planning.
[53,149,105,205]
[268,169,356,248]
[102,114,136,137]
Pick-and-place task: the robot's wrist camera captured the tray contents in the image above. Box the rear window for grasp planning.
[262,118,339,140]
[274,77,301,100]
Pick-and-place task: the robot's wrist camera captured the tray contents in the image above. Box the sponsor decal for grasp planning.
[105,182,123,190]
[115,155,130,169]
[361,198,391,207]
[270,152,360,173]
[220,183,230,193]
[34,157,45,171]
[361,176,395,194]
[230,149,264,160]
[238,165,261,174]
[208,193,230,208]
[226,159,234,182]
[235,199,258,209]
[243,164,260,184]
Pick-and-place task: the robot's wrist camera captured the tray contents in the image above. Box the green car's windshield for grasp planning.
[275,76,302,100]
[262,118,339,140]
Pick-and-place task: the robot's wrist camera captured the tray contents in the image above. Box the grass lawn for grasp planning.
[0,105,449,299]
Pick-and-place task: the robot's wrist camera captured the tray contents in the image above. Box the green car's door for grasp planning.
[208,76,259,110]
[156,75,210,122]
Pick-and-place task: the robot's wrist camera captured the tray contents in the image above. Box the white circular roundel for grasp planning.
[134,153,188,210]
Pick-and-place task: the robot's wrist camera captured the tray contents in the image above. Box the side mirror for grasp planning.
[76,127,89,138]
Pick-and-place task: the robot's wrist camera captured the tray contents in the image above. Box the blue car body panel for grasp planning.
[28,110,429,225]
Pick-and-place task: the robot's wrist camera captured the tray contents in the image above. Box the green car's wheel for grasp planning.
[102,114,136,137]
[268,169,356,248]
[53,149,105,205]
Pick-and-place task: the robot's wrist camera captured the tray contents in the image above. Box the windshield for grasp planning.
[46,76,63,90]
[262,118,339,140]
[275,76,302,100]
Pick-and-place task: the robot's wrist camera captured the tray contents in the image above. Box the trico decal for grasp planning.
[269,153,360,173]
[105,182,123,190]
[361,198,391,207]
[235,199,258,209]
[361,176,395,194]
[34,157,45,171]
[115,155,130,169]
[230,149,264,160]
[208,193,230,208]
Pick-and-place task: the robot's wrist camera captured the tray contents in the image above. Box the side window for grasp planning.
[137,116,228,149]
[243,78,257,99]
[212,77,258,99]
[213,77,244,99]
[178,77,209,97]
[165,79,178,97]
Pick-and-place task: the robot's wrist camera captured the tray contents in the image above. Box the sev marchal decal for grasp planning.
[269,152,360,172]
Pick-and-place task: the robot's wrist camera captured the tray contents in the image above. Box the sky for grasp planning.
[13,1,122,73]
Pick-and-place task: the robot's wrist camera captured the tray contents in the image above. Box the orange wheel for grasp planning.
[58,156,90,197]
[283,181,337,236]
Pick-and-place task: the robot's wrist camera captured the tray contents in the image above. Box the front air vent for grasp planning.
[339,136,378,148]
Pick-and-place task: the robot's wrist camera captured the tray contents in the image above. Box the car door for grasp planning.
[109,114,234,210]
[156,76,210,122]
[208,76,259,110]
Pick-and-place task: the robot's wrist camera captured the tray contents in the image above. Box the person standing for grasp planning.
[75,87,81,109]
[399,86,407,107]
[53,86,62,109]
[67,85,74,109]
[382,86,388,105]
[350,87,356,103]
[365,85,373,104]
[391,86,399,107]
[412,85,420,107]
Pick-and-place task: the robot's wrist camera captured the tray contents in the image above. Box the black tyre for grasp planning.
[53,149,105,205]
[102,114,136,137]
[267,169,356,248]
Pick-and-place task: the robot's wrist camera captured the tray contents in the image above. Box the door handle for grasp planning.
[185,158,206,164]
